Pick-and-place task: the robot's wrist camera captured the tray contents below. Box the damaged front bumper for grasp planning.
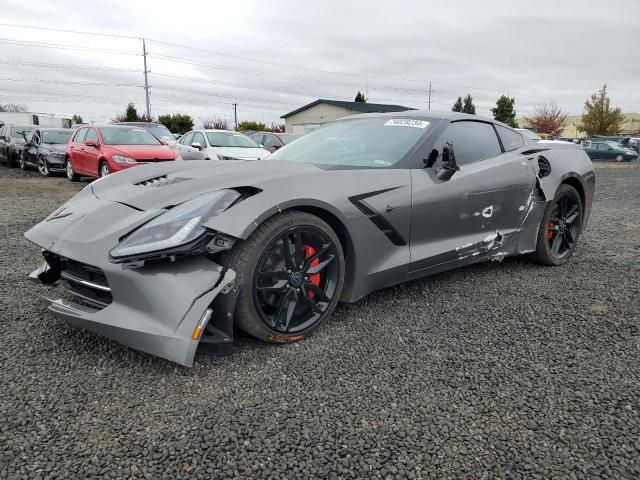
[25,192,238,366]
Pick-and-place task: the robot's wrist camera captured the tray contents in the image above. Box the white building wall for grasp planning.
[284,104,356,134]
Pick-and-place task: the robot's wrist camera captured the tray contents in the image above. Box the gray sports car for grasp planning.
[25,111,595,366]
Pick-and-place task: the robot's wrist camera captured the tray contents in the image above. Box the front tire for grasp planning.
[38,157,51,177]
[99,161,110,178]
[616,154,624,162]
[220,211,345,343]
[18,154,27,171]
[530,184,583,266]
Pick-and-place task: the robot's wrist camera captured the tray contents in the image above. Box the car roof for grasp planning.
[341,109,513,127]
[198,129,241,133]
[35,128,72,132]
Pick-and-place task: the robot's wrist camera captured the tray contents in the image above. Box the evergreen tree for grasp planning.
[354,91,367,103]
[491,95,518,127]
[452,97,463,112]
[462,94,476,114]
[125,103,138,122]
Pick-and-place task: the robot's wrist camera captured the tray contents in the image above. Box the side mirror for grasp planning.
[190,142,203,150]
[85,139,98,148]
[272,144,281,150]
[437,142,459,181]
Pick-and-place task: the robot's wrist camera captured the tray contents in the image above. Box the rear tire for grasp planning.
[38,157,51,177]
[66,159,79,182]
[220,211,345,343]
[18,154,28,171]
[530,184,583,266]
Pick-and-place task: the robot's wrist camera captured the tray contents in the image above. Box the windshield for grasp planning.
[143,124,174,140]
[517,128,541,141]
[605,141,622,149]
[100,127,161,145]
[206,132,260,148]
[267,117,431,167]
[11,126,34,138]
[279,134,301,145]
[42,130,72,144]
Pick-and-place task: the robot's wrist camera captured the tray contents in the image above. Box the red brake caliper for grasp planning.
[546,222,554,239]
[303,245,321,298]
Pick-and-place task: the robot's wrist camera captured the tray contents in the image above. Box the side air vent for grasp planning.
[537,155,552,178]
[135,175,189,187]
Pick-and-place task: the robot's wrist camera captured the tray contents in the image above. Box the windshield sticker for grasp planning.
[384,119,430,128]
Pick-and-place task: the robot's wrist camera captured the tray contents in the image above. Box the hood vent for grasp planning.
[135,175,190,187]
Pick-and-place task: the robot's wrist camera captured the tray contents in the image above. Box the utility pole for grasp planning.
[142,38,151,118]
[428,81,432,111]
[232,103,238,128]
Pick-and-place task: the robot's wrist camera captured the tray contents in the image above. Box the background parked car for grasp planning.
[65,125,179,181]
[174,129,270,160]
[20,128,73,176]
[515,128,576,146]
[250,132,301,152]
[0,124,35,167]
[113,122,177,146]
[582,140,638,162]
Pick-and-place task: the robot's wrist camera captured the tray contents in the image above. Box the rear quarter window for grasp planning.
[496,125,524,151]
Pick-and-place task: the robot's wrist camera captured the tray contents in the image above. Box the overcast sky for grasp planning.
[1,0,638,126]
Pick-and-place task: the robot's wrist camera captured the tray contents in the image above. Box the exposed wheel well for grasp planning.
[289,206,356,302]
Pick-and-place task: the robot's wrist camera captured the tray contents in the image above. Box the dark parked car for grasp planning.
[26,111,595,366]
[20,128,73,176]
[0,124,35,167]
[582,140,638,162]
[251,132,301,152]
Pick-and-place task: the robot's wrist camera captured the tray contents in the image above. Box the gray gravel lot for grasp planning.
[1,165,639,479]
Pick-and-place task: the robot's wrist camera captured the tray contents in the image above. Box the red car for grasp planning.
[65,125,179,181]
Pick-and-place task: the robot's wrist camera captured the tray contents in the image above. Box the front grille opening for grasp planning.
[135,175,189,187]
[53,256,112,310]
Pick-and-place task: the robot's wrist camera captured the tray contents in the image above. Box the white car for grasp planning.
[174,129,271,161]
[516,128,577,146]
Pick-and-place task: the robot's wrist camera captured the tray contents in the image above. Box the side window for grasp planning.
[85,128,99,144]
[31,130,40,144]
[180,132,194,145]
[433,121,502,166]
[252,134,264,145]
[263,135,280,148]
[192,132,206,146]
[73,128,88,144]
[496,125,524,151]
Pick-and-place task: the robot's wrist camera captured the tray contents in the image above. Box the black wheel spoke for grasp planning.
[303,244,334,270]
[256,279,288,293]
[275,289,298,330]
[564,228,575,244]
[565,209,579,225]
[300,287,325,314]
[257,270,290,281]
[280,235,295,270]
[560,195,568,217]
[304,282,330,303]
[293,230,304,268]
[551,233,563,256]
[305,255,336,275]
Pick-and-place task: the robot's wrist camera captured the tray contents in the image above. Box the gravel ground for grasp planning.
[1,165,639,479]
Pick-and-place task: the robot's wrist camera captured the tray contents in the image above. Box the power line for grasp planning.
[0,23,140,39]
[0,59,141,73]
[0,38,140,55]
[0,77,141,88]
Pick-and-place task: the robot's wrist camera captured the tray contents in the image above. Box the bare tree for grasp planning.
[523,102,568,136]
[0,103,28,112]
[270,122,285,133]
[203,118,230,130]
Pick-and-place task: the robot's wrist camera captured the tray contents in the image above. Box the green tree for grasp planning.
[235,120,268,132]
[579,84,625,136]
[452,97,463,112]
[0,103,28,112]
[72,114,83,125]
[354,91,367,103]
[462,94,476,115]
[157,113,194,134]
[491,95,518,127]
[125,103,138,122]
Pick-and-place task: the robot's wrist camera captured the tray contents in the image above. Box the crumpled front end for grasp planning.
[25,188,237,366]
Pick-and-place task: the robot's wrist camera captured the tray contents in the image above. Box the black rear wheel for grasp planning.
[530,184,583,266]
[221,211,345,343]
[66,159,79,182]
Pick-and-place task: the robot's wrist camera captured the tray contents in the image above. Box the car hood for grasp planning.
[208,146,270,160]
[90,159,321,210]
[43,144,67,154]
[106,144,176,160]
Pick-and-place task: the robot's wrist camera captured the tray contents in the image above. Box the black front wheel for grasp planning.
[221,211,345,343]
[38,157,51,177]
[530,184,583,266]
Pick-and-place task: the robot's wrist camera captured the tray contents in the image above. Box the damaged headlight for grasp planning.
[109,189,241,262]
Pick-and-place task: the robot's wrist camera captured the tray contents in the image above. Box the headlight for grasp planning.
[109,189,241,262]
[112,155,137,164]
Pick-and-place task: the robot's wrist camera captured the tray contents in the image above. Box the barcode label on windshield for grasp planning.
[384,119,430,128]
